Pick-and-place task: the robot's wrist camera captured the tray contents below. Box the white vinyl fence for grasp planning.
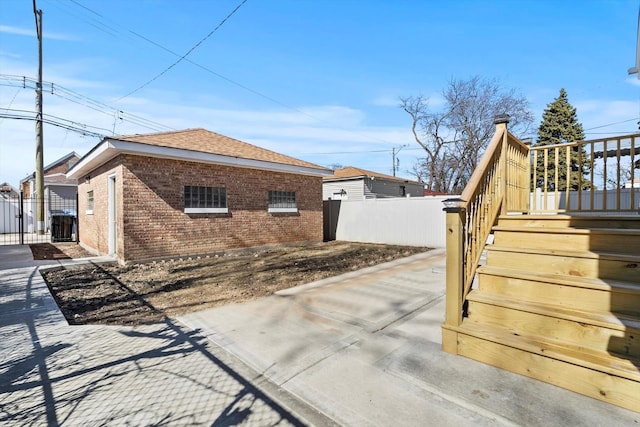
[0,198,20,233]
[530,188,640,214]
[328,196,448,248]
[325,189,640,250]
[1,197,40,234]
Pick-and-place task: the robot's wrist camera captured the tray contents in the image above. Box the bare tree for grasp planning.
[596,158,640,190]
[400,76,534,194]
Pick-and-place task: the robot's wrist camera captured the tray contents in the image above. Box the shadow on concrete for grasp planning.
[0,265,306,426]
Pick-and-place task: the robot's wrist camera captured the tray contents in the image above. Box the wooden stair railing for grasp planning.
[441,120,640,353]
[442,115,530,353]
[440,118,640,411]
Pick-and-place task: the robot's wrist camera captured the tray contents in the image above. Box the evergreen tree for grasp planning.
[534,88,590,191]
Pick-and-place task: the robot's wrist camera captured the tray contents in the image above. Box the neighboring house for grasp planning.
[624,177,640,188]
[19,152,80,233]
[0,182,19,199]
[20,151,80,197]
[66,128,332,264]
[323,166,424,201]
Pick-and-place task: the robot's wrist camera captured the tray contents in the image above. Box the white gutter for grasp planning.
[68,139,333,179]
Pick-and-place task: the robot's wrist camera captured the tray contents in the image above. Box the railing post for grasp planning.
[495,114,510,215]
[442,198,465,354]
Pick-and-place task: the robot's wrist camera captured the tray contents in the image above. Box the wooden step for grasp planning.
[497,214,640,229]
[466,291,640,356]
[477,266,640,314]
[492,226,640,254]
[443,323,640,412]
[486,245,640,282]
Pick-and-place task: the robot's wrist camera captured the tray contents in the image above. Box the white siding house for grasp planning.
[323,166,424,200]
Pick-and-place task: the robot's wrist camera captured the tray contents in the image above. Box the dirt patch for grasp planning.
[30,243,94,260]
[41,242,429,326]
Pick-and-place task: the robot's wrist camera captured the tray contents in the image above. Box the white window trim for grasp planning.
[268,207,298,213]
[184,207,229,214]
[86,209,94,215]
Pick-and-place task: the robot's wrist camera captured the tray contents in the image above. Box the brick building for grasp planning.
[20,151,80,197]
[66,129,332,264]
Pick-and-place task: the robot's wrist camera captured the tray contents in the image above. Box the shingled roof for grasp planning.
[326,166,421,184]
[114,128,324,170]
[68,128,331,179]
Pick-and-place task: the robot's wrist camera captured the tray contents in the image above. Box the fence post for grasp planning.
[441,198,465,354]
[19,191,24,245]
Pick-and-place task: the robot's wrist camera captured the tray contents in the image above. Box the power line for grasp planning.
[117,0,248,101]
[584,131,640,135]
[0,88,22,124]
[0,111,104,138]
[1,107,112,136]
[306,147,423,155]
[0,74,174,133]
[52,0,400,147]
[49,0,123,38]
[45,1,640,151]
[307,148,392,155]
[584,117,640,131]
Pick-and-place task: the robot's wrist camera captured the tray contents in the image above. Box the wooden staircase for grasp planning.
[450,214,640,412]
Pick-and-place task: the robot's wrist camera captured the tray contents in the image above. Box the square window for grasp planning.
[268,190,297,213]
[184,186,227,213]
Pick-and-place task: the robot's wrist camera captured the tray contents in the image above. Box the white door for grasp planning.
[108,174,116,256]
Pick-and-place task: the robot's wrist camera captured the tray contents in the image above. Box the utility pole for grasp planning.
[33,0,44,235]
[392,145,407,177]
[628,9,639,78]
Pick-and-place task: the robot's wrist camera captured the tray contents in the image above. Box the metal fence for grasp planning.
[0,192,77,245]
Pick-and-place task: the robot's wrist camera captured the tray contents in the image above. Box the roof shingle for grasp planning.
[326,166,421,184]
[114,128,326,171]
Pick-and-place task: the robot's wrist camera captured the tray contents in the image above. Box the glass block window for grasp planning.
[184,186,227,213]
[268,190,296,212]
[86,190,94,213]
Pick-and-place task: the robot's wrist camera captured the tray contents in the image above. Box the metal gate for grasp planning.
[0,192,78,245]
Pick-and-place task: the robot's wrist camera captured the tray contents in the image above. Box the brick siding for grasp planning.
[78,154,323,263]
[20,181,31,196]
[45,157,78,175]
[77,157,124,258]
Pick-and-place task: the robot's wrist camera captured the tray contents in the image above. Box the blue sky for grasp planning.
[1,0,639,187]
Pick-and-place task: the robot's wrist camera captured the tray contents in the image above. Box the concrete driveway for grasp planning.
[179,249,640,426]
[1,245,638,426]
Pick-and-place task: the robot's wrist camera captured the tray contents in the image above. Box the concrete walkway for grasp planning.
[0,246,327,426]
[1,245,639,426]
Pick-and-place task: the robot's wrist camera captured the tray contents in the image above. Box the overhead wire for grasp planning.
[51,0,400,147]
[1,108,113,134]
[47,0,123,39]
[116,0,248,101]
[307,147,423,155]
[584,117,640,131]
[0,88,22,124]
[37,0,640,152]
[0,74,174,133]
[0,109,106,138]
